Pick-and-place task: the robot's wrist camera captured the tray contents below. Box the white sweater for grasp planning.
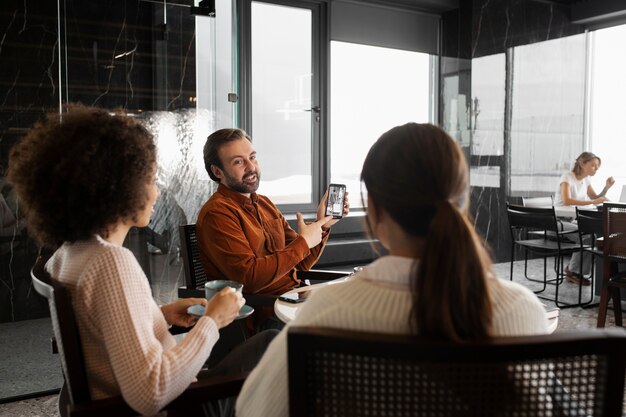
[236,255,549,417]
[46,235,220,416]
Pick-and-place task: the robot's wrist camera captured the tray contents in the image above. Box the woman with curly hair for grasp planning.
[8,105,275,416]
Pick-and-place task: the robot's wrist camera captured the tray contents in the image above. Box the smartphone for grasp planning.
[325,183,347,219]
[278,291,311,304]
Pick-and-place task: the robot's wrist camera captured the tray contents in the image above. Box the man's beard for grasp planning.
[224,170,260,194]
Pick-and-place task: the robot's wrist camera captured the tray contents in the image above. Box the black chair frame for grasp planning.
[520,195,559,281]
[575,207,604,308]
[506,203,583,308]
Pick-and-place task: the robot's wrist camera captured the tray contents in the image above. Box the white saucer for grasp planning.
[187,304,254,320]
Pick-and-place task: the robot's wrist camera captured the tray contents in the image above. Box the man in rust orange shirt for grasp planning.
[196,128,349,300]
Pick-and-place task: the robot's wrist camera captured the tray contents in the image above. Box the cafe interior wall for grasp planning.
[440,0,586,263]
[0,0,213,325]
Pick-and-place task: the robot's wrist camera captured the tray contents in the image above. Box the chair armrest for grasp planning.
[169,371,249,404]
[243,292,277,307]
[69,373,249,417]
[68,396,137,417]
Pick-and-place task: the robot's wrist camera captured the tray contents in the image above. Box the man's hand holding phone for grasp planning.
[317,184,350,230]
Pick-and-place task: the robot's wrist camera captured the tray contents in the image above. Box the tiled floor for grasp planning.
[0,257,623,416]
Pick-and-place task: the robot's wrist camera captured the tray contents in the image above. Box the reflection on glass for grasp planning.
[510,34,586,194]
[468,54,505,188]
[251,2,312,205]
[330,41,431,208]
[442,58,471,148]
[590,24,626,201]
[471,54,505,157]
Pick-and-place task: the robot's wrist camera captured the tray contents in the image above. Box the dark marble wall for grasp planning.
[441,0,588,261]
[1,1,60,323]
[0,0,203,323]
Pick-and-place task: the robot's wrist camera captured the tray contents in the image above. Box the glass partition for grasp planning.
[0,0,235,400]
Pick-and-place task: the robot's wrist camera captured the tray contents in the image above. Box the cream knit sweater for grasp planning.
[236,255,549,417]
[46,235,219,416]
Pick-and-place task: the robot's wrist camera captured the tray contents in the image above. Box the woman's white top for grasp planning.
[554,171,590,206]
[235,255,549,417]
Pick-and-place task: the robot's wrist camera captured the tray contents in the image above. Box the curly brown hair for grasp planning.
[7,105,157,248]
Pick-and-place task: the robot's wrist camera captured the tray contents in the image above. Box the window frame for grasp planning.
[237,0,329,214]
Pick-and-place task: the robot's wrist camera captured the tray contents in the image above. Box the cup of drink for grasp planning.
[204,280,243,300]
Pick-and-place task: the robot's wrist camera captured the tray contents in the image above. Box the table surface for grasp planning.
[274,277,350,323]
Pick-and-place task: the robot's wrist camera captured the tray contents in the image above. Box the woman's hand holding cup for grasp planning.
[204,281,245,329]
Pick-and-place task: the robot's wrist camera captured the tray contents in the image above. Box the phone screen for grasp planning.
[325,184,346,219]
[278,291,311,304]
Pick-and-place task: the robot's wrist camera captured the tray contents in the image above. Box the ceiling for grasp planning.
[392,0,586,15]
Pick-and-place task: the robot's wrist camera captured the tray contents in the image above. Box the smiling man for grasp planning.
[196,128,347,326]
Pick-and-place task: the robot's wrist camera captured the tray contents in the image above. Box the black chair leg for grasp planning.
[533,257,549,295]
[579,252,598,309]
[612,288,623,327]
[510,246,515,281]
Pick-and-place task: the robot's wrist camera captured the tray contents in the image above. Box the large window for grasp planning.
[329,41,432,208]
[250,1,316,206]
[510,35,587,195]
[589,24,626,201]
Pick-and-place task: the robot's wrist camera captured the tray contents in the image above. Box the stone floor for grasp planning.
[0,256,623,416]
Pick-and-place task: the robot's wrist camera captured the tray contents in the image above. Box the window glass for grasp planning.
[589,24,626,201]
[251,2,313,205]
[510,34,586,194]
[469,54,505,188]
[330,41,431,208]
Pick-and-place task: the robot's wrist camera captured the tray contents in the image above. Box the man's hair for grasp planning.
[203,128,252,182]
[7,104,157,248]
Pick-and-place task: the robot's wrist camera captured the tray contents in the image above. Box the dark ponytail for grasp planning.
[414,202,492,341]
[361,123,494,341]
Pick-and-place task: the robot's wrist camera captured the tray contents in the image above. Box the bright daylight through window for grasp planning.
[589,23,626,201]
[330,41,432,208]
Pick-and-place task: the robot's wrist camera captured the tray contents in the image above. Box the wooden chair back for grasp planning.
[288,326,626,417]
[603,202,626,261]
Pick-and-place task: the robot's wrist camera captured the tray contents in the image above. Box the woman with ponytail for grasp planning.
[236,123,548,417]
